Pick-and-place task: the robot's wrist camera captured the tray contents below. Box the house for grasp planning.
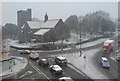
[20,13,70,43]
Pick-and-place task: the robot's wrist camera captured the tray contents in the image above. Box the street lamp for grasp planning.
[79,27,82,56]
[83,55,86,67]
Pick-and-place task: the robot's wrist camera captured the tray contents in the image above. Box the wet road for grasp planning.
[2,49,88,81]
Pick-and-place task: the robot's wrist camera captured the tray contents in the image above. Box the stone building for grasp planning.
[20,13,70,43]
[17,9,32,27]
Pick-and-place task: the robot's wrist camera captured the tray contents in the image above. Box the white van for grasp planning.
[29,52,39,60]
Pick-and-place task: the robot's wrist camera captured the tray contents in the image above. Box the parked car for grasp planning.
[49,65,63,77]
[38,58,49,67]
[29,52,39,60]
[55,56,67,66]
[116,54,120,61]
[59,77,74,81]
[100,57,110,69]
[20,50,30,54]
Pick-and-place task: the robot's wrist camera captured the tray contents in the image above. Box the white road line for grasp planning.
[30,74,40,78]
[19,71,33,79]
[29,62,41,75]
[29,61,50,80]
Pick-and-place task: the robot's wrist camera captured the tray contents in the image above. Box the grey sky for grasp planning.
[2,2,118,26]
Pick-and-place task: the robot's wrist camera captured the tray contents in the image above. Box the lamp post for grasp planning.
[83,55,86,67]
[79,27,82,56]
[21,30,24,43]
[28,30,32,43]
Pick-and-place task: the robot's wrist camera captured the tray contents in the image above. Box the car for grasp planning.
[38,58,49,67]
[49,65,63,77]
[59,77,74,81]
[116,54,120,61]
[55,56,67,66]
[100,57,110,69]
[20,50,30,54]
[29,52,39,60]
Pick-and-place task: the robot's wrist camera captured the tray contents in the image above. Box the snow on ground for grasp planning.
[9,38,108,50]
[0,56,28,77]
[76,38,109,48]
[9,40,30,48]
[50,48,109,79]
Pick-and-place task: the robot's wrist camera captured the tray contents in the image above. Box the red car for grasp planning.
[20,50,30,54]
[39,59,49,67]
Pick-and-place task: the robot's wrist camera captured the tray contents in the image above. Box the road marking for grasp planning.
[29,61,51,80]
[30,74,40,78]
[29,61,42,75]
[19,71,33,79]
[110,56,117,62]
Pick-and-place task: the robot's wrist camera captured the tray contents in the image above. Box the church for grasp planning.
[19,13,70,43]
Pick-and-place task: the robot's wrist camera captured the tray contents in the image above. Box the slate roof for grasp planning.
[22,19,61,35]
[41,19,60,28]
[27,21,44,29]
[34,29,50,35]
[34,19,60,35]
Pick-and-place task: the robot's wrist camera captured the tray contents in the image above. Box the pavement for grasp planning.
[0,56,28,77]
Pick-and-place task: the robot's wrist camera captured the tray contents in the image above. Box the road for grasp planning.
[93,37,119,81]
[2,49,88,81]
[2,36,119,81]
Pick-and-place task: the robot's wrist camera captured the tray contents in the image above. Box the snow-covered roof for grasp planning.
[102,57,107,61]
[59,77,73,81]
[34,29,50,35]
[50,65,62,71]
[57,57,66,60]
[41,59,47,61]
[104,40,114,46]
[41,19,60,28]
[104,40,114,43]
[27,21,44,29]
[59,77,72,79]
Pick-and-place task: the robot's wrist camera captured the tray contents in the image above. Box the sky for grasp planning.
[1,1,118,26]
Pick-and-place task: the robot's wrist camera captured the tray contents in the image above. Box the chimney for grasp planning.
[44,13,48,22]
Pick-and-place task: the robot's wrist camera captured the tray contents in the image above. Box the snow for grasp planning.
[41,19,59,28]
[50,65,62,71]
[9,40,30,48]
[76,38,108,48]
[57,57,66,60]
[27,21,44,29]
[59,77,72,79]
[102,57,107,61]
[59,77,73,81]
[105,40,114,43]
[50,48,109,79]
[34,29,50,35]
[0,56,28,77]
[41,59,47,61]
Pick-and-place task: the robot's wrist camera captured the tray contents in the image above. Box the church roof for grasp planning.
[34,29,50,35]
[22,19,60,29]
[21,21,44,29]
[27,21,44,29]
[41,19,60,28]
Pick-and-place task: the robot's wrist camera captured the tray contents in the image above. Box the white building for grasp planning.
[0,39,11,62]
